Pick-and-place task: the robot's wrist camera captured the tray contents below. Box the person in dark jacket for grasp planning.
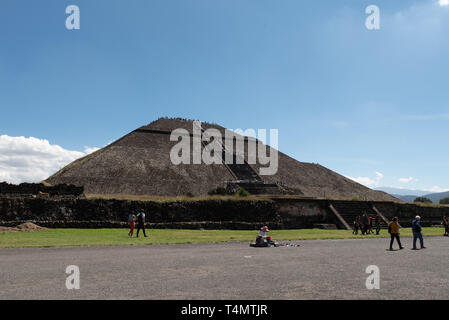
[368,215,374,234]
[136,210,148,238]
[411,216,425,250]
[375,214,381,235]
[353,216,361,235]
[361,212,370,235]
[442,216,448,237]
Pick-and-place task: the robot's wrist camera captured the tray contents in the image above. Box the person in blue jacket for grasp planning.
[411,216,426,250]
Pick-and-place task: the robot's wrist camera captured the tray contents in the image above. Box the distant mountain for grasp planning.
[375,187,428,197]
[425,191,449,204]
[393,195,418,203]
[376,187,449,203]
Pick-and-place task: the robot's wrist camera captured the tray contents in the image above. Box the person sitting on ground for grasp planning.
[255,226,270,246]
[412,216,425,250]
[442,216,448,237]
[388,217,404,251]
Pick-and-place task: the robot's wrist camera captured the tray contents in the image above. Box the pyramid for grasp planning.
[45,118,399,201]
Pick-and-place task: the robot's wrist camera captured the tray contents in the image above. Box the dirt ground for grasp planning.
[0,237,448,299]
[0,222,47,233]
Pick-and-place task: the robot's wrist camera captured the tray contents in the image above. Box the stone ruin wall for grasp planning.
[0,196,447,229]
[0,182,84,197]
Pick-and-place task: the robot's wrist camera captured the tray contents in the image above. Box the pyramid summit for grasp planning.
[45,118,398,201]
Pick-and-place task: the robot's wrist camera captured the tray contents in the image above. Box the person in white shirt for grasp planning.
[259,226,269,238]
[128,213,136,237]
[255,226,270,246]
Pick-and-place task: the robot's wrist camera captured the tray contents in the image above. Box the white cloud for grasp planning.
[375,171,384,180]
[349,176,377,186]
[439,0,449,7]
[346,171,384,188]
[423,185,449,193]
[399,177,418,183]
[83,146,100,154]
[0,135,99,184]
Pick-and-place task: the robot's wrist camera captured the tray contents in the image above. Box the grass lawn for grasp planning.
[0,227,445,249]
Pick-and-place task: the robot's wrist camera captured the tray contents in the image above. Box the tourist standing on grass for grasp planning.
[375,214,381,235]
[128,213,136,237]
[136,210,148,238]
[368,215,374,234]
[442,216,448,237]
[412,216,425,250]
[388,217,404,251]
[361,212,369,235]
[353,216,361,235]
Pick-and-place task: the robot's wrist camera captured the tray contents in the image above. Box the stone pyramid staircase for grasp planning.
[195,122,298,195]
[328,200,389,230]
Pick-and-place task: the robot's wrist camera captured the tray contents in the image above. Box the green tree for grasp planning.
[208,187,228,196]
[414,197,432,204]
[235,188,250,197]
[439,197,449,205]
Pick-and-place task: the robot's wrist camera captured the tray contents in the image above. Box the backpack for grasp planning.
[137,213,145,223]
[412,220,421,233]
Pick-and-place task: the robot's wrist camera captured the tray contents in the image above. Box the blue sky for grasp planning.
[0,0,448,191]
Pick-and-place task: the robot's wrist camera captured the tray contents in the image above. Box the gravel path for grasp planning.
[1,237,448,299]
